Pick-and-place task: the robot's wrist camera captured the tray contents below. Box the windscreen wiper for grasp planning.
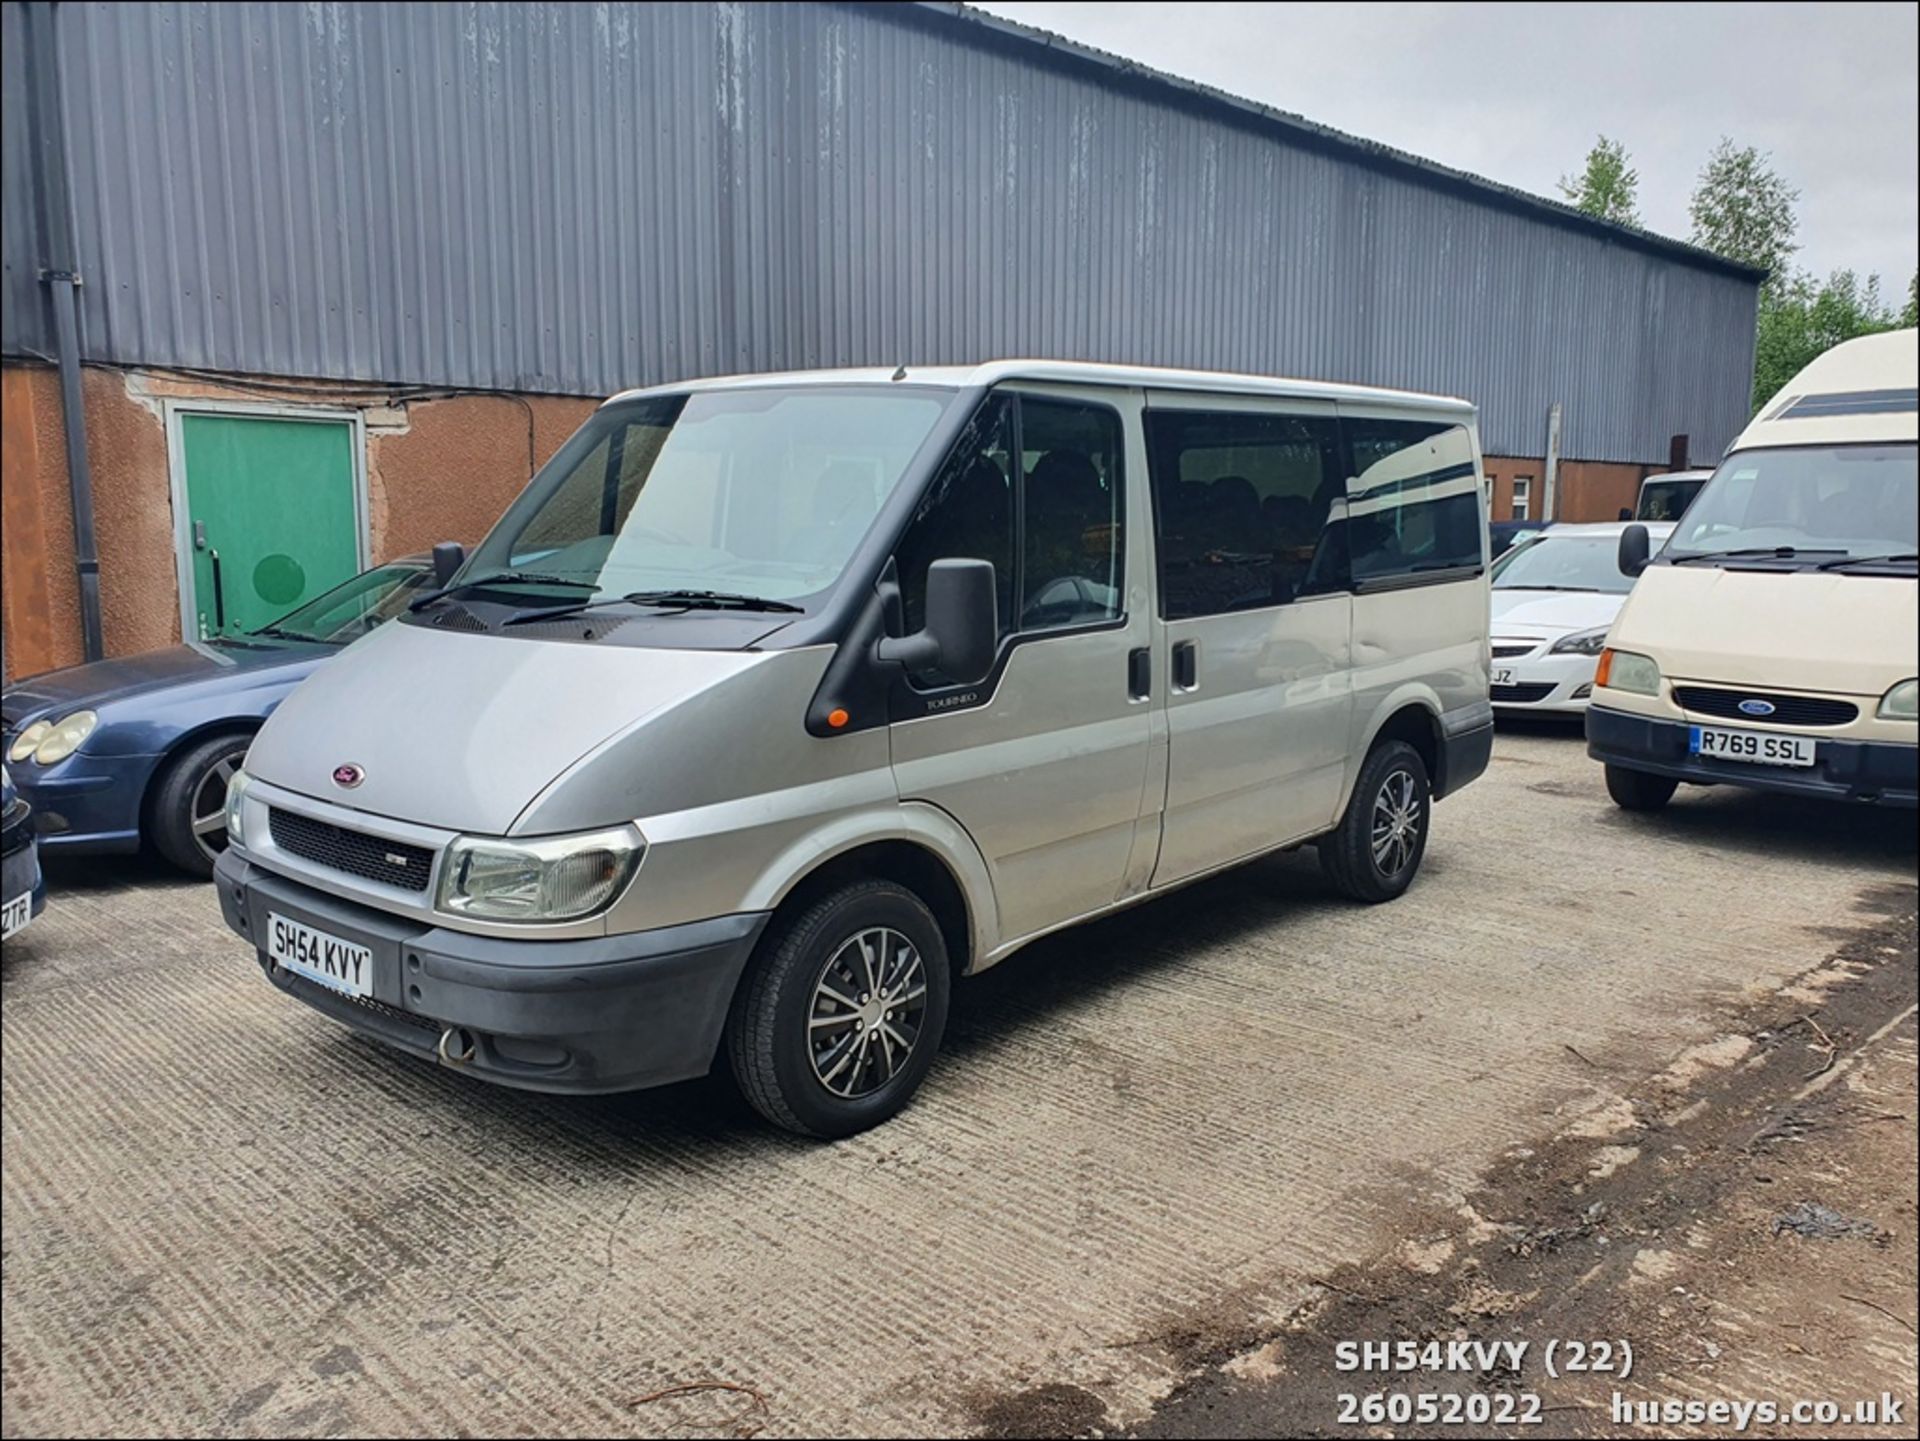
[1666,546,1847,565]
[1813,551,1919,571]
[1500,584,1601,592]
[501,588,804,627]
[407,570,595,612]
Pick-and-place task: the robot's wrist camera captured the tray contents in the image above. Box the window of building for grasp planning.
[895,392,1125,683]
[1345,419,1484,585]
[1511,475,1532,521]
[1145,409,1347,617]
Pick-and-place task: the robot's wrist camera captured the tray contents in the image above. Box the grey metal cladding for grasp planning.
[0,1,1759,462]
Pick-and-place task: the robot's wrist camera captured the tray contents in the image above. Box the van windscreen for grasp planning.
[463,386,952,606]
[1666,444,1917,568]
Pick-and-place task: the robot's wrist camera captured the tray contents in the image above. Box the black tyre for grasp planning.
[1319,739,1432,903]
[149,732,253,877]
[726,878,951,1138]
[1605,764,1678,812]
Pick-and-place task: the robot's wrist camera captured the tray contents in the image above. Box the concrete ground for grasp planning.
[2,726,1914,1438]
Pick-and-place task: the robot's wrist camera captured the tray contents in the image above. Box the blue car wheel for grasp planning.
[149,732,254,877]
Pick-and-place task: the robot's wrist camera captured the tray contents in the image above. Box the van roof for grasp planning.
[603,360,1476,415]
[1731,328,1918,454]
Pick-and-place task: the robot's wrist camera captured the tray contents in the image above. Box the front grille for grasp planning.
[1491,682,1556,704]
[1675,686,1859,728]
[268,808,435,892]
[1491,643,1536,659]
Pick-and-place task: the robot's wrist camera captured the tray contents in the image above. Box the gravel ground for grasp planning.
[3,725,1914,1438]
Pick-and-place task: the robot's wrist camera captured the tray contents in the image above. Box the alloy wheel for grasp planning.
[807,927,929,1099]
[1370,768,1422,878]
[188,753,242,865]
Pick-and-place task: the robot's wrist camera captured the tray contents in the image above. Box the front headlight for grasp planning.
[32,710,98,764]
[1596,648,1661,696]
[1879,678,1919,721]
[9,721,50,763]
[437,825,644,922]
[1550,627,1610,657]
[224,768,253,849]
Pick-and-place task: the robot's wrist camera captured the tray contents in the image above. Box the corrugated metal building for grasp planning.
[1,0,1761,676]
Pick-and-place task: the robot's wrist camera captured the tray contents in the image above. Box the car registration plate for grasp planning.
[267,911,374,997]
[1,891,31,941]
[1689,725,1817,768]
[1492,667,1516,686]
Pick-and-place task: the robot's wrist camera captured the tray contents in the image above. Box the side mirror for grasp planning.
[431,541,466,588]
[1618,523,1651,578]
[1617,506,1633,522]
[877,559,997,685]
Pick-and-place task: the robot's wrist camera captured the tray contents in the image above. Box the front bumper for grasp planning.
[1489,649,1598,715]
[6,751,156,853]
[1586,706,1919,808]
[215,850,769,1094]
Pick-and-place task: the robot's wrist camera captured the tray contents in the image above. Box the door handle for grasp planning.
[210,548,226,631]
[1127,646,1151,700]
[1172,639,1197,690]
[193,520,208,551]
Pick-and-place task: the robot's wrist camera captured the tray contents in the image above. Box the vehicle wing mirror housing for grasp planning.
[432,541,466,588]
[1618,523,1651,578]
[875,559,997,685]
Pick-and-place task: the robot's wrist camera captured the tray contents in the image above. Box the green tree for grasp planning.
[1688,139,1799,290]
[1751,269,1899,411]
[1901,272,1918,329]
[1557,135,1640,225]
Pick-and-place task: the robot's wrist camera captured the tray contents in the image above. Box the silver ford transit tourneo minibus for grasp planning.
[215,362,1494,1136]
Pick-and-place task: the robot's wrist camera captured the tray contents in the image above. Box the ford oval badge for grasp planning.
[1737,698,1776,717]
[332,762,366,789]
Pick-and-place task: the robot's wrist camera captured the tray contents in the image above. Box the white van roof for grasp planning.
[1731,328,1918,453]
[605,360,1475,416]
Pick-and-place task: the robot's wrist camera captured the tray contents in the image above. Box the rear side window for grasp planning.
[1344,419,1483,586]
[1146,409,1347,617]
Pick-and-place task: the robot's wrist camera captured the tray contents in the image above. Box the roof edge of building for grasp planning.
[900,1,1767,286]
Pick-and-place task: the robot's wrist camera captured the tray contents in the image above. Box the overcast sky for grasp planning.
[975,1,1919,294]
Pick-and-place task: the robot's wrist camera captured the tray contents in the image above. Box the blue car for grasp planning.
[2,763,46,941]
[2,557,432,877]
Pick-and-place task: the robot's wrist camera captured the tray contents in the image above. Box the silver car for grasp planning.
[214,362,1494,1136]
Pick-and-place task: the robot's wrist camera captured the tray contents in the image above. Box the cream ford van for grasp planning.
[214,362,1493,1136]
[1589,330,1918,811]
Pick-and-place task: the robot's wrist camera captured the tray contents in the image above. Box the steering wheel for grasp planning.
[1021,574,1103,628]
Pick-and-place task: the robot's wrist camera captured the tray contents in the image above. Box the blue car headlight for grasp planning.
[28,710,98,765]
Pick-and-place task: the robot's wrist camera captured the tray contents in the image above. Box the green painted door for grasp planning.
[180,414,360,638]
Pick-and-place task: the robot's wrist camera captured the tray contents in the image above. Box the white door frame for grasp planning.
[164,399,369,640]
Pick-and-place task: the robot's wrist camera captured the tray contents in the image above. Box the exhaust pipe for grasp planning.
[437,1027,477,1066]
